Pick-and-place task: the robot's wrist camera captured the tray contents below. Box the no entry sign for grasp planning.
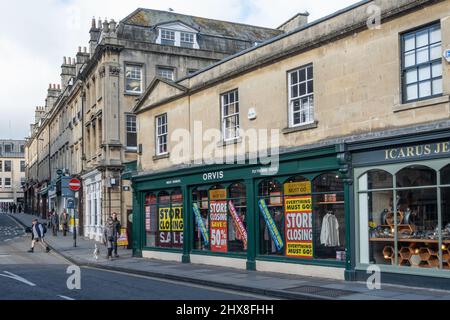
[69,178,81,191]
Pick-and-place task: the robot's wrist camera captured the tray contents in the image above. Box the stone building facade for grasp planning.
[0,140,25,206]
[25,8,283,241]
[132,0,450,288]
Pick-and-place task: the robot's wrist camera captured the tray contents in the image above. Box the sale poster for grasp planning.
[209,201,228,252]
[145,206,151,232]
[228,201,247,250]
[284,196,313,259]
[158,207,184,248]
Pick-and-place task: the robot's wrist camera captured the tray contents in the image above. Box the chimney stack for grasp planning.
[45,84,62,112]
[61,56,76,90]
[89,16,101,58]
[76,45,90,75]
[278,12,309,33]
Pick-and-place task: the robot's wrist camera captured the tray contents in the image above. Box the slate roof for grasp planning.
[122,8,283,42]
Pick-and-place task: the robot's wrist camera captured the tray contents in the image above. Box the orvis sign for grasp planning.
[353,141,450,166]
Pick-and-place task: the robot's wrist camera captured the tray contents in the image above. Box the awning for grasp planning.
[0,199,14,203]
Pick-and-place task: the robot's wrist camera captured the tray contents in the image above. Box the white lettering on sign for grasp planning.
[202,171,224,181]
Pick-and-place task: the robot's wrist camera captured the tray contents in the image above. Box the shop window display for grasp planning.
[258,179,284,256]
[359,164,450,270]
[258,173,345,261]
[312,174,346,261]
[144,189,183,249]
[192,183,247,253]
[144,193,157,247]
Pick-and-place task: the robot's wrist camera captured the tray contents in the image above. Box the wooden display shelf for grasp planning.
[370,238,450,244]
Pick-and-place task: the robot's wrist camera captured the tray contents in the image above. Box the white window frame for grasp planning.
[125,65,143,94]
[161,29,176,45]
[221,90,240,142]
[156,114,168,156]
[157,67,175,81]
[126,114,137,149]
[288,64,314,128]
[4,178,11,188]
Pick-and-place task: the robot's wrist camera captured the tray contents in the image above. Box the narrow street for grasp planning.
[0,214,266,300]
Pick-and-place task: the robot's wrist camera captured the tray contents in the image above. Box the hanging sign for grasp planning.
[210,201,228,252]
[209,189,227,201]
[258,199,284,252]
[284,181,311,196]
[285,196,313,259]
[193,203,209,245]
[228,201,247,250]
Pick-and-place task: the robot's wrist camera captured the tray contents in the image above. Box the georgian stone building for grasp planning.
[132,0,450,289]
[0,140,25,206]
[25,8,283,241]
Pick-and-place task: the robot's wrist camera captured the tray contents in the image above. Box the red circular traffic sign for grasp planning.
[69,178,81,191]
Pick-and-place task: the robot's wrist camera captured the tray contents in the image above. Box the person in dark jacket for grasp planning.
[112,212,121,258]
[50,210,59,236]
[60,210,69,236]
[103,216,120,260]
[28,219,51,253]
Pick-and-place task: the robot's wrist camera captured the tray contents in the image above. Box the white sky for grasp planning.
[0,0,360,139]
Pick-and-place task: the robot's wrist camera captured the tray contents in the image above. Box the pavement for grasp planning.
[7,212,450,300]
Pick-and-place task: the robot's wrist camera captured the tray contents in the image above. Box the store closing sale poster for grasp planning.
[284,196,313,258]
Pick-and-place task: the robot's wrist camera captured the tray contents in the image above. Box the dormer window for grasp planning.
[161,29,175,46]
[180,32,194,48]
[156,22,199,49]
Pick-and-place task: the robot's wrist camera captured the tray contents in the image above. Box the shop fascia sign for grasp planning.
[354,140,450,165]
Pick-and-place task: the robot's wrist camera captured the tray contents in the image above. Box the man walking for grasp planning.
[112,212,121,258]
[28,219,51,253]
[60,210,69,236]
[50,210,59,236]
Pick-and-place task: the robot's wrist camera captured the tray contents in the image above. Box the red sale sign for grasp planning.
[210,201,228,252]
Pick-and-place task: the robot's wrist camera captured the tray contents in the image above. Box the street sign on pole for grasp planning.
[68,179,81,192]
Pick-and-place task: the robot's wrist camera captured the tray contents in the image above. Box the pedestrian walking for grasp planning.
[112,212,121,258]
[60,210,69,236]
[27,219,51,253]
[50,210,59,236]
[103,216,120,260]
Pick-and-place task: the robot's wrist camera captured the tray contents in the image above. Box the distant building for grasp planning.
[0,140,26,205]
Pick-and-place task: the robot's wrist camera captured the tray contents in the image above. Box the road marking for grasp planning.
[58,295,75,300]
[0,271,36,287]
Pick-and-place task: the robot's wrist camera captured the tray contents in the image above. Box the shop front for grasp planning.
[132,146,352,279]
[351,133,450,288]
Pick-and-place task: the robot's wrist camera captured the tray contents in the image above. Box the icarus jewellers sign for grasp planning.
[353,141,450,166]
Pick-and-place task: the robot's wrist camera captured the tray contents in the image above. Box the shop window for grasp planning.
[359,164,444,270]
[258,179,284,256]
[258,174,345,261]
[192,187,210,251]
[442,164,450,185]
[396,165,436,187]
[192,183,247,254]
[145,188,183,249]
[227,183,247,253]
[312,174,346,261]
[144,193,157,247]
[362,170,393,190]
